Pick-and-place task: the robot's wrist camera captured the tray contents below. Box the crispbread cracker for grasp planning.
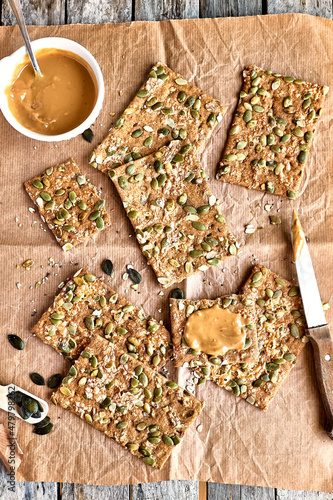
[24,158,111,251]
[52,335,204,470]
[170,294,259,369]
[90,62,227,173]
[194,265,307,411]
[110,141,238,288]
[31,268,172,371]
[217,65,329,198]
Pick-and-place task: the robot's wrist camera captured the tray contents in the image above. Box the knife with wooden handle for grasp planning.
[291,210,333,439]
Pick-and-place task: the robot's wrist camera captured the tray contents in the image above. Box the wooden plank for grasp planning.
[267,0,333,19]
[199,0,262,18]
[62,483,129,499]
[207,483,276,500]
[0,461,58,500]
[1,0,65,25]
[276,490,333,500]
[132,480,199,500]
[134,0,199,21]
[66,0,132,24]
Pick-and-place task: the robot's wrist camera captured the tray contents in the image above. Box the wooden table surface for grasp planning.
[0,0,332,498]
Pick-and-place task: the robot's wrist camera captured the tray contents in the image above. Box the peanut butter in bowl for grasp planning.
[5,48,97,136]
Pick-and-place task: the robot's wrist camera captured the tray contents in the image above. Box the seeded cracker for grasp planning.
[89,62,227,173]
[187,265,307,411]
[24,159,111,251]
[31,268,172,371]
[217,65,329,198]
[170,294,259,370]
[110,141,238,288]
[52,335,204,469]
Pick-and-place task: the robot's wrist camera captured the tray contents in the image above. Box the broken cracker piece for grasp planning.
[110,141,239,288]
[24,159,111,251]
[90,61,227,173]
[217,65,329,198]
[52,335,204,470]
[31,268,172,371]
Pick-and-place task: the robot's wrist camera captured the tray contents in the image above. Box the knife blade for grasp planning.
[291,210,333,440]
[291,210,327,328]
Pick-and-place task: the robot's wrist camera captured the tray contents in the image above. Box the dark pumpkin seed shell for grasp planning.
[33,423,54,435]
[8,334,24,350]
[82,128,94,143]
[20,406,32,420]
[170,288,184,299]
[22,395,39,414]
[31,410,42,419]
[47,373,62,389]
[128,268,142,284]
[30,372,45,386]
[101,259,114,276]
[34,416,51,429]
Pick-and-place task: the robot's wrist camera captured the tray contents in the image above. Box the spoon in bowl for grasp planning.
[8,0,43,77]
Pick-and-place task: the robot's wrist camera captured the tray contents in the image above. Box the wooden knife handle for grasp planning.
[307,325,333,440]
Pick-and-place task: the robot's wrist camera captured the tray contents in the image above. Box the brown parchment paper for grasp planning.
[0,13,332,492]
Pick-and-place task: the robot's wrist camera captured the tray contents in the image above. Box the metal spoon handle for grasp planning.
[8,0,42,76]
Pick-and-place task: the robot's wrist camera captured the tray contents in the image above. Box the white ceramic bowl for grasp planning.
[0,37,104,142]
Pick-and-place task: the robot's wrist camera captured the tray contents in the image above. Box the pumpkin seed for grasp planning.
[275,277,286,286]
[101,259,113,276]
[170,288,184,300]
[82,128,94,142]
[47,374,62,389]
[166,381,178,389]
[162,434,174,446]
[192,221,206,231]
[34,416,51,429]
[189,250,203,258]
[288,286,299,296]
[290,324,300,338]
[8,334,24,350]
[30,373,45,386]
[177,90,186,102]
[298,151,307,164]
[32,179,43,189]
[143,457,155,466]
[33,423,54,435]
[207,113,216,126]
[84,273,96,283]
[269,215,281,225]
[139,372,148,387]
[22,395,38,414]
[137,89,149,98]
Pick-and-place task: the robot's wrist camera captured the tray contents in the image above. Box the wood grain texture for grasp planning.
[66,0,132,24]
[207,484,276,500]
[200,0,262,17]
[132,480,199,499]
[267,0,333,18]
[61,483,130,499]
[0,461,58,500]
[134,0,199,21]
[1,0,65,25]
[276,490,333,499]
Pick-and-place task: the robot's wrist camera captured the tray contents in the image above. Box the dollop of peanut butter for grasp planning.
[184,303,250,356]
[5,48,97,135]
[292,210,305,261]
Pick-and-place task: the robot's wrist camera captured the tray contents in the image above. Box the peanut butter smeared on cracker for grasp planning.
[292,210,305,261]
[184,304,249,356]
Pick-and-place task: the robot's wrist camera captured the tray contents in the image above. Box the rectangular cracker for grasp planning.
[52,335,204,470]
[217,65,329,198]
[110,141,239,288]
[170,294,259,369]
[187,265,307,411]
[31,268,172,371]
[89,61,227,174]
[24,158,111,251]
